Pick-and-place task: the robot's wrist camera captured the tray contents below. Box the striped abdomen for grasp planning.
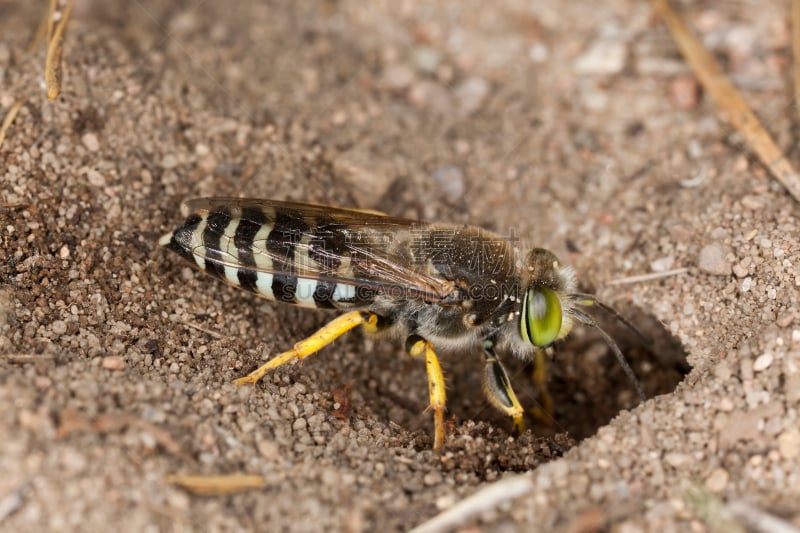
[160,204,376,310]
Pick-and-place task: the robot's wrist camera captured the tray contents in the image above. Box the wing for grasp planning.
[164,197,461,303]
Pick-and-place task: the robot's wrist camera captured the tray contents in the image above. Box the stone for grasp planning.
[698,242,731,276]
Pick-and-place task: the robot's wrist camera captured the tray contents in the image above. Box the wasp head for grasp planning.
[518,248,576,348]
[516,248,646,400]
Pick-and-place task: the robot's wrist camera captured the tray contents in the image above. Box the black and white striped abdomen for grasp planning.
[159,205,371,310]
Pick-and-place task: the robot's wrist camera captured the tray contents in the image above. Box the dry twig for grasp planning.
[606,267,689,286]
[409,475,533,533]
[181,321,223,339]
[3,353,57,363]
[0,481,30,524]
[793,0,800,121]
[0,99,24,151]
[166,474,267,496]
[44,0,74,100]
[728,501,800,533]
[652,0,800,203]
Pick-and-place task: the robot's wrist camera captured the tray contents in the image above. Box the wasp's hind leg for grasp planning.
[482,341,526,436]
[233,310,380,386]
[405,334,447,452]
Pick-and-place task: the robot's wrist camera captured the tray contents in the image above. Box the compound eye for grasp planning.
[520,287,563,347]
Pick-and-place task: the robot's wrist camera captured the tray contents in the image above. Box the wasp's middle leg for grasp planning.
[405,334,447,452]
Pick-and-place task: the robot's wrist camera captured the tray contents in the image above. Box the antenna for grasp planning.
[569,304,646,402]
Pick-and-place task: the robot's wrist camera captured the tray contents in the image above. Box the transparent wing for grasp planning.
[181,197,460,303]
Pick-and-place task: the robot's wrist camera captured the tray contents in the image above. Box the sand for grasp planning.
[1,1,798,531]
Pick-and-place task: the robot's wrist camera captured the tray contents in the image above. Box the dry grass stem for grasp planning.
[0,99,24,150]
[793,0,800,121]
[44,0,74,100]
[181,321,223,339]
[652,0,800,203]
[409,475,533,533]
[606,268,689,286]
[166,474,267,496]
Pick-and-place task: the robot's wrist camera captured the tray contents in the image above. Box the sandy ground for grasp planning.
[1,0,799,531]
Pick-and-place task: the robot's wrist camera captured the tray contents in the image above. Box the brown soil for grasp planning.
[1,1,798,531]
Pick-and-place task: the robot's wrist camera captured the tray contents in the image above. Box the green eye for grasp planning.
[521,287,562,347]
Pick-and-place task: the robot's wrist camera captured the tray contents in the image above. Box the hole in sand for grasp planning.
[444,303,689,443]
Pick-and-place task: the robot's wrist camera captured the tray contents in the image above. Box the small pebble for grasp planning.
[102,355,125,370]
[753,353,773,372]
[431,166,465,203]
[414,46,441,73]
[382,64,415,90]
[161,154,179,169]
[142,408,166,423]
[140,431,157,450]
[669,224,691,242]
[81,133,100,151]
[580,88,609,111]
[668,76,700,109]
[292,418,307,432]
[408,80,452,114]
[714,361,732,381]
[718,398,734,411]
[741,277,753,292]
[698,242,731,276]
[51,320,67,335]
[86,169,106,187]
[650,256,674,273]
[665,452,690,467]
[435,494,456,510]
[704,468,729,492]
[778,428,800,459]
[528,43,548,63]
[740,358,754,381]
[740,195,764,210]
[60,447,88,474]
[574,40,627,75]
[732,259,750,278]
[686,139,704,159]
[767,287,777,300]
[423,471,442,486]
[786,374,800,404]
[454,76,489,115]
[256,439,280,460]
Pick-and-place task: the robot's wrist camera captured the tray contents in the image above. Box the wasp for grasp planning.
[160,198,644,451]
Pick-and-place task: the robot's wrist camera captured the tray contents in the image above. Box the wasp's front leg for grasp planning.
[482,340,526,436]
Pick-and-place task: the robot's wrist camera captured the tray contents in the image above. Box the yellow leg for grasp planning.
[406,335,447,452]
[530,349,554,424]
[233,311,378,386]
[483,354,526,436]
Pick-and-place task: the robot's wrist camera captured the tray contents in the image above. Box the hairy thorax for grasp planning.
[369,224,522,353]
